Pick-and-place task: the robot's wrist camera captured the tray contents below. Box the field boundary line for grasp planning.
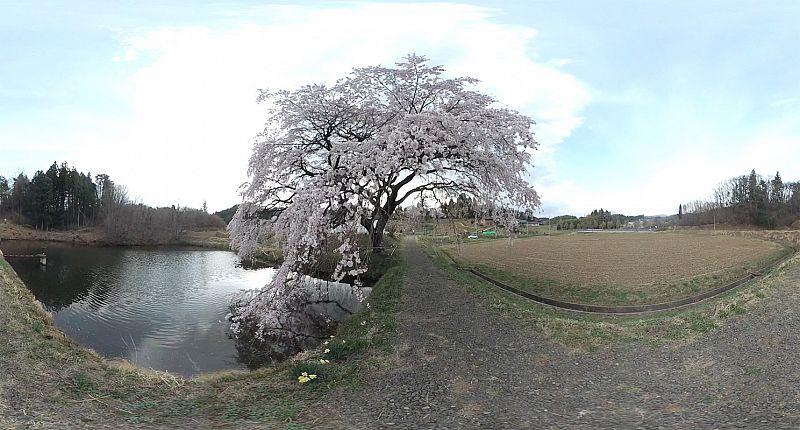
[441,246,797,315]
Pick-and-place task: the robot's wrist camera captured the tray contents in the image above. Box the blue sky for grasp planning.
[1,1,798,216]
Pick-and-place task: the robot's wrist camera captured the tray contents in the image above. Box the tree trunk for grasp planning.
[370,216,389,253]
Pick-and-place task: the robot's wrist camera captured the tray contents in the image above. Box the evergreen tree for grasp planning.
[29,171,54,229]
[10,174,30,220]
[0,176,9,215]
[746,169,759,204]
[771,172,785,204]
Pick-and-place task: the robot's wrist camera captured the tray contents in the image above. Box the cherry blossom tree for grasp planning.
[228,55,540,353]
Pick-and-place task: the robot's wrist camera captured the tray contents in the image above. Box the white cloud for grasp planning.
[7,3,799,220]
[87,2,590,211]
[537,121,800,217]
[772,97,799,108]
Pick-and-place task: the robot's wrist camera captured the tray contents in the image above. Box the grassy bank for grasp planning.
[0,223,233,249]
[0,224,107,246]
[425,242,798,350]
[0,249,404,428]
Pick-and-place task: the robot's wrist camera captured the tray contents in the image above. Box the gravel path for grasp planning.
[310,237,800,429]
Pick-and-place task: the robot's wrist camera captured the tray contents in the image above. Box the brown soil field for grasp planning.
[454,232,787,287]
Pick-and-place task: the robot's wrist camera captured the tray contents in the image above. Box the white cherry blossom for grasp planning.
[228,55,540,344]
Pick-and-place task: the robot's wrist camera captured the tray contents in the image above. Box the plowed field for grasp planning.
[451,232,791,305]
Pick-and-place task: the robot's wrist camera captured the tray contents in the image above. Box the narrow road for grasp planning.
[311,237,800,429]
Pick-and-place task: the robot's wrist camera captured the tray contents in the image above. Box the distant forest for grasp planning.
[552,209,656,230]
[0,161,226,244]
[681,170,800,228]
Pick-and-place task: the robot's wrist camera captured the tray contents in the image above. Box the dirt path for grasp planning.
[312,237,800,429]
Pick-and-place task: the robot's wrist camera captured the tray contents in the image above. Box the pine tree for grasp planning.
[747,169,763,204]
[29,171,54,229]
[771,172,785,204]
[0,176,9,215]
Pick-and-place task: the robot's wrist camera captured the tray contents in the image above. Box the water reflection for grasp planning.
[1,240,274,377]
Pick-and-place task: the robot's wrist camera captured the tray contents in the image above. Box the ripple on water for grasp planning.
[2,240,274,377]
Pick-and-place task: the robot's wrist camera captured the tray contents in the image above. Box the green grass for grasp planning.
[442,244,793,307]
[69,372,96,394]
[314,258,405,362]
[424,242,792,350]
[743,366,763,375]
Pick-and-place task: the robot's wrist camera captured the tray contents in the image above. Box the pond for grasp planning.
[0,240,274,377]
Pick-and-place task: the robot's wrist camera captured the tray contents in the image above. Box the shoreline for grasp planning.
[0,223,231,249]
[0,236,402,428]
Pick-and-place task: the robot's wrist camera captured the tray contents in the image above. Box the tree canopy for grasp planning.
[0,161,225,243]
[681,169,800,227]
[0,162,99,229]
[229,55,540,337]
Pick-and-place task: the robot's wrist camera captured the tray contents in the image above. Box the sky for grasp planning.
[1,1,798,217]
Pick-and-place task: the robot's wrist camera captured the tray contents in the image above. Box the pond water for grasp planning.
[1,240,274,377]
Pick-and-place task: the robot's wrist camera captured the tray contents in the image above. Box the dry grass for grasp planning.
[179,229,231,249]
[0,223,105,245]
[710,229,800,248]
[0,223,233,249]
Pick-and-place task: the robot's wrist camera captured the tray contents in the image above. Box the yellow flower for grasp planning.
[320,359,330,364]
[323,340,329,346]
[297,371,317,383]
[324,348,330,354]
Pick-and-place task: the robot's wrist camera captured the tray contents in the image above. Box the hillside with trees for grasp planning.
[0,163,99,230]
[213,204,239,224]
[0,161,225,245]
[680,170,800,228]
[554,209,655,230]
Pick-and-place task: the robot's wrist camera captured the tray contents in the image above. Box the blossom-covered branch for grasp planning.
[228,54,540,347]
